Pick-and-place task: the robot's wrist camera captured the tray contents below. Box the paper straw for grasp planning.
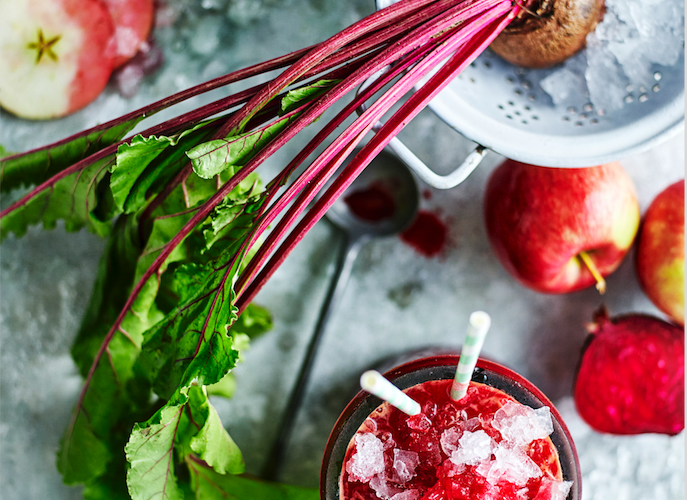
[450,311,491,401]
[360,370,421,416]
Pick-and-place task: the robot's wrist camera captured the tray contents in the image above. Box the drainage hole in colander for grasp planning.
[624,95,634,104]
[567,106,577,114]
[639,94,648,102]
[506,114,513,119]
[531,115,539,120]
[527,94,536,101]
[575,121,584,127]
[498,104,504,109]
[520,80,532,90]
[507,76,515,84]
[484,61,492,69]
[515,89,523,96]
[653,84,660,92]
[522,120,528,124]
[508,101,515,106]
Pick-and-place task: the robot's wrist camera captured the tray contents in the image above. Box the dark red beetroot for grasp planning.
[573,307,684,435]
[490,0,606,68]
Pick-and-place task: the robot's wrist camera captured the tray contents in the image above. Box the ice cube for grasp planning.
[440,426,463,456]
[407,413,432,432]
[540,54,589,106]
[532,476,573,500]
[392,449,420,483]
[492,401,553,446]
[346,433,385,482]
[389,490,420,500]
[449,430,495,466]
[370,475,403,499]
[484,443,543,486]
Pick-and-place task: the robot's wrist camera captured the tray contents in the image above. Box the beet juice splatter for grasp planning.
[400,211,447,257]
[344,184,396,222]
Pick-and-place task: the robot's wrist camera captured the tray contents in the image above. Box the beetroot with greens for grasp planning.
[0,0,593,497]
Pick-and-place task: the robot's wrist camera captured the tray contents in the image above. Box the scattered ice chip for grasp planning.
[533,476,573,500]
[483,443,543,486]
[585,37,629,112]
[492,401,553,446]
[449,430,495,466]
[392,449,420,483]
[370,475,403,499]
[346,433,385,482]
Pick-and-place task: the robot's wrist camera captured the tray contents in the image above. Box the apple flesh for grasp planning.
[483,160,640,294]
[102,0,155,68]
[0,0,115,119]
[635,180,685,325]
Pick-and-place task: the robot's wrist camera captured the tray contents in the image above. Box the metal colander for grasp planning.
[374,0,685,188]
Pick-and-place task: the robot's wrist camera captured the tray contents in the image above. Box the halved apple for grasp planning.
[0,0,116,119]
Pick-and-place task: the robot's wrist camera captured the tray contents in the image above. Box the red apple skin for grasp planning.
[102,0,155,68]
[636,180,685,325]
[484,160,640,294]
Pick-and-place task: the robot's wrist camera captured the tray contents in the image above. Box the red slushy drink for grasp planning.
[321,356,580,500]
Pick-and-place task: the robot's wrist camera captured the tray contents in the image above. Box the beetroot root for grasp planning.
[490,0,606,68]
[573,307,684,435]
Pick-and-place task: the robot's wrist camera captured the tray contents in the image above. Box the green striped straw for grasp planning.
[360,370,421,416]
[450,311,491,401]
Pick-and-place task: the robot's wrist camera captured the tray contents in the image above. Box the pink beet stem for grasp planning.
[236,3,515,311]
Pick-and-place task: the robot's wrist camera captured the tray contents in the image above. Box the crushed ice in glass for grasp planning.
[448,430,494,466]
[370,475,403,499]
[533,476,573,500]
[392,449,420,483]
[483,444,543,486]
[346,433,385,482]
[492,401,553,446]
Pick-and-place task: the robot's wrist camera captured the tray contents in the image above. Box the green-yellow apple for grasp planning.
[0,0,115,119]
[484,160,640,294]
[635,180,684,325]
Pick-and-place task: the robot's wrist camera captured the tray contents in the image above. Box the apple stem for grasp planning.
[579,250,606,295]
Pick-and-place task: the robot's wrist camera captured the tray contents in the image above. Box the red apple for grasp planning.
[635,180,685,325]
[102,0,155,68]
[573,307,684,435]
[483,160,640,294]
[0,0,116,119]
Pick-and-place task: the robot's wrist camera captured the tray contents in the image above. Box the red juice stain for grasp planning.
[422,189,433,200]
[343,183,396,221]
[401,210,447,257]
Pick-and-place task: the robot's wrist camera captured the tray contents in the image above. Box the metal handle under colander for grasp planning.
[357,68,489,189]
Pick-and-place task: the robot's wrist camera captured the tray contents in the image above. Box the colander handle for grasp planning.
[357,68,488,189]
[385,138,487,190]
